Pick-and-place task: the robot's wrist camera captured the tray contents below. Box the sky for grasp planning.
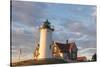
[11,0,97,62]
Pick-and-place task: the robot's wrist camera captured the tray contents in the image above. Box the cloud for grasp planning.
[78,48,96,59]
[79,48,96,53]
[15,27,24,34]
[52,18,96,50]
[11,1,47,59]
[90,7,97,22]
[12,1,48,27]
[11,1,96,61]
[91,7,97,17]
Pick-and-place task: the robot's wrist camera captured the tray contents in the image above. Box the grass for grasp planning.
[11,58,67,67]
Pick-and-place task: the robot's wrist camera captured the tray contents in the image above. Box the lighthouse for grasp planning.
[38,20,54,59]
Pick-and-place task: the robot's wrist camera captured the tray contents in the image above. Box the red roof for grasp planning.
[55,42,66,52]
[77,56,87,61]
[55,42,77,53]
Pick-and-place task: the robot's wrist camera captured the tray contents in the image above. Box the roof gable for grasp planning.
[54,42,77,53]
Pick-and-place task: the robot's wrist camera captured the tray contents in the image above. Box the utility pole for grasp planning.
[18,48,22,62]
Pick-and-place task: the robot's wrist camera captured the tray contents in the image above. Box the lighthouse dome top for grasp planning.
[40,19,54,31]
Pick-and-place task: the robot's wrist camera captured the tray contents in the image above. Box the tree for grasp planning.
[91,53,97,61]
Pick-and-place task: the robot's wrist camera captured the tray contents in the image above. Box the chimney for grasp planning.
[66,40,68,44]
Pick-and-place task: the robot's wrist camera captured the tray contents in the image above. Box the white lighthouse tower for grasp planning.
[38,20,54,59]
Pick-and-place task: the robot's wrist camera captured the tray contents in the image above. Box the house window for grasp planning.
[54,46,57,51]
[52,46,61,58]
[60,53,63,57]
[71,52,76,59]
[52,46,57,54]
